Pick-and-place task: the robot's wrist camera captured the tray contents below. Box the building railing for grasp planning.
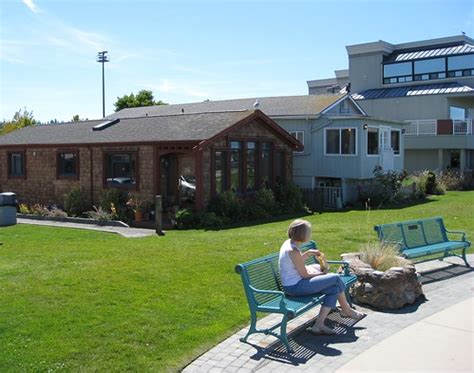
[453,120,473,135]
[405,119,473,136]
[302,186,343,210]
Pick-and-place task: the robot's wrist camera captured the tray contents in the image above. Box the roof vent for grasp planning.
[92,118,120,131]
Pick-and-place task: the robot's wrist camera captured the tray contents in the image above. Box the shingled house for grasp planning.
[0,110,301,210]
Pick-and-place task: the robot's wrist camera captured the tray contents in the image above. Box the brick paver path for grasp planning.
[184,255,474,372]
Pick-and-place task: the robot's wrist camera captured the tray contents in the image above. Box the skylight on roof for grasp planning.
[92,119,120,131]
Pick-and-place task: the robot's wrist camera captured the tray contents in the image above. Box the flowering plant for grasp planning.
[126,194,145,212]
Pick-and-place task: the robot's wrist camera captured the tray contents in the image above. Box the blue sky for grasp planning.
[1,0,473,122]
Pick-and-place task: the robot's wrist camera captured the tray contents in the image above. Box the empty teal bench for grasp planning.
[235,241,357,353]
[374,217,471,267]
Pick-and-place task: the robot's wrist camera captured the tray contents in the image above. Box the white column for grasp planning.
[438,149,444,170]
[460,149,467,172]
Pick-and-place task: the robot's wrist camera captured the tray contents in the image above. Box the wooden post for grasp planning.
[155,195,165,236]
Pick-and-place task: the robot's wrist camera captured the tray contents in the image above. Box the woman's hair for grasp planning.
[288,219,312,242]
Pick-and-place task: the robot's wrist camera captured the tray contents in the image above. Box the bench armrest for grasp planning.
[327,260,351,276]
[248,285,287,310]
[445,229,467,241]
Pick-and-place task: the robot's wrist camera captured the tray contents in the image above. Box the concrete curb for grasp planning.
[17,214,129,228]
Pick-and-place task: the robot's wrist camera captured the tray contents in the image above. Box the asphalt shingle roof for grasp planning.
[352,82,474,100]
[0,110,254,146]
[107,94,344,119]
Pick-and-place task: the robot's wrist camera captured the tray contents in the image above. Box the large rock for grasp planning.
[341,253,424,309]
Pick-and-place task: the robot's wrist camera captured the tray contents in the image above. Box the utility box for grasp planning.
[0,192,17,226]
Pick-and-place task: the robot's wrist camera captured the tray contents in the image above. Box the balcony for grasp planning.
[405,119,473,136]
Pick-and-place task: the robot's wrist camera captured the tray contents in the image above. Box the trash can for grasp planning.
[0,192,17,226]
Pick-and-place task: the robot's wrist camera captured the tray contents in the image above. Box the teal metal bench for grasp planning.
[374,217,471,267]
[235,241,357,353]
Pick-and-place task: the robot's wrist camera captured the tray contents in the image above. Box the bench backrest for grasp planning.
[374,217,448,251]
[235,241,318,307]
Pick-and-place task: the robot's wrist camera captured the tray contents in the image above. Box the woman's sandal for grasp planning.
[341,310,366,320]
[309,324,336,335]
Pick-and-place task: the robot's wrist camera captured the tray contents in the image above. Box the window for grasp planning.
[230,141,242,192]
[384,62,412,77]
[289,131,304,153]
[104,152,137,188]
[339,99,350,114]
[326,129,340,154]
[391,130,400,155]
[367,128,379,155]
[325,128,356,155]
[260,142,272,189]
[57,152,79,178]
[246,142,257,191]
[383,62,413,84]
[448,54,474,71]
[8,152,25,178]
[274,151,286,185]
[214,151,227,194]
[341,129,356,154]
[450,106,466,120]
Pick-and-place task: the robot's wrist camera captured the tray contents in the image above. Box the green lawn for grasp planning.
[1,191,473,371]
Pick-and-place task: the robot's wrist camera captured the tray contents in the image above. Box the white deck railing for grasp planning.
[453,120,473,135]
[404,120,437,135]
[405,119,473,136]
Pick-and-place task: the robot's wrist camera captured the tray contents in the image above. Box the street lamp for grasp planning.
[97,51,109,118]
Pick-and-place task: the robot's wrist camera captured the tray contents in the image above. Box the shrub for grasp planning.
[174,209,227,230]
[18,203,30,214]
[64,188,89,217]
[99,189,129,222]
[207,191,241,220]
[86,206,116,221]
[425,170,437,194]
[274,181,305,213]
[48,206,68,218]
[359,242,411,272]
[438,169,466,191]
[30,204,50,216]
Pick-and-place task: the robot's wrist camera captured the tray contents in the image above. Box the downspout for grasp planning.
[89,146,94,206]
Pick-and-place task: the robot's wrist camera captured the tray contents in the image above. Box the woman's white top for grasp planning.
[278,239,302,287]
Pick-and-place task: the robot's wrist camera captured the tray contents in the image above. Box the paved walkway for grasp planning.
[184,255,474,372]
[17,218,157,238]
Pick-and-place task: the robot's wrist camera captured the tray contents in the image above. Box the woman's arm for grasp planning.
[289,249,319,279]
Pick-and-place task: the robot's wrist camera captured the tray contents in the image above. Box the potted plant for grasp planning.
[127,194,145,222]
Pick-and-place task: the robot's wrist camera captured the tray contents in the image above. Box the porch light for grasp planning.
[402,129,406,134]
[363,124,368,130]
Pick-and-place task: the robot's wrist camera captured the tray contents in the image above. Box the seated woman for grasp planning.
[279,219,365,335]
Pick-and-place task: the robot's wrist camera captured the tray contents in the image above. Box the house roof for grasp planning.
[388,43,474,63]
[0,110,263,147]
[352,82,474,100]
[108,94,346,119]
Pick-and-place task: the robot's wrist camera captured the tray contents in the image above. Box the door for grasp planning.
[379,126,394,171]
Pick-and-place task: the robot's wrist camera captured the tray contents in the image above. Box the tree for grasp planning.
[72,115,80,122]
[0,107,37,135]
[114,90,166,112]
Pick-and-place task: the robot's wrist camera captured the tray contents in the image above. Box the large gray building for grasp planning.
[308,35,474,173]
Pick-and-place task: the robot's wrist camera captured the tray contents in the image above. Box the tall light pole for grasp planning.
[97,51,109,118]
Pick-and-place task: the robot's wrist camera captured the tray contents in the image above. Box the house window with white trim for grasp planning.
[367,128,379,155]
[289,131,304,153]
[391,130,400,155]
[325,128,356,155]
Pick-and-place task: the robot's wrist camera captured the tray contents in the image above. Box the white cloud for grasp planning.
[22,0,40,13]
